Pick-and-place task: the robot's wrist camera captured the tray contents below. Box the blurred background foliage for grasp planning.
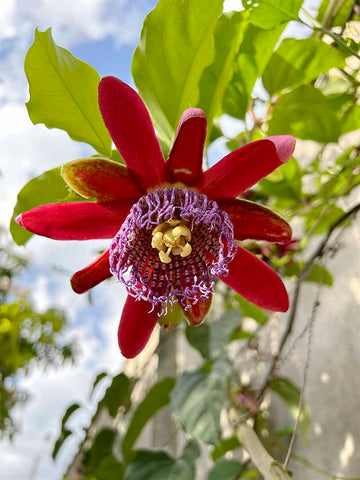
[5,0,360,478]
[0,228,75,438]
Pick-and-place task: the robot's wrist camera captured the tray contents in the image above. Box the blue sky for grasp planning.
[0,0,320,478]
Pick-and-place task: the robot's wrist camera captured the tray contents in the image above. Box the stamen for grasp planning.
[109,187,236,315]
[151,220,192,263]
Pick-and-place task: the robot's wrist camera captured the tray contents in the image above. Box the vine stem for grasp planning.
[236,423,292,480]
[300,8,360,60]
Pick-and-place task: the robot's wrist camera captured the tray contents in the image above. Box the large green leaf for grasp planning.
[185,309,241,361]
[171,363,228,445]
[263,38,346,95]
[132,0,223,145]
[122,378,175,463]
[124,440,200,480]
[25,29,112,156]
[198,11,248,137]
[242,0,303,29]
[10,167,85,246]
[208,459,242,480]
[223,23,284,119]
[268,85,349,143]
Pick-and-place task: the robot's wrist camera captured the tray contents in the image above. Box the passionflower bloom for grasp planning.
[16,76,295,358]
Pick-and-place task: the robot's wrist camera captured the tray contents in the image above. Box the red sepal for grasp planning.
[71,250,111,294]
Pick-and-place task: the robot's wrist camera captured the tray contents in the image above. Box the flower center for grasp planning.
[151,220,192,264]
[109,187,236,314]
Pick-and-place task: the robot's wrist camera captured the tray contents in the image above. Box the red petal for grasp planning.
[218,246,289,312]
[16,201,131,240]
[71,250,111,293]
[98,76,165,192]
[165,108,206,185]
[220,199,292,244]
[181,295,212,326]
[195,136,296,201]
[118,296,160,358]
[62,158,141,201]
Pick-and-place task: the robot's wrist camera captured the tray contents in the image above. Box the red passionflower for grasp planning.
[16,76,295,358]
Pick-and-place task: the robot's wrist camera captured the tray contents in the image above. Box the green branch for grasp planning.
[300,8,360,60]
[236,423,292,480]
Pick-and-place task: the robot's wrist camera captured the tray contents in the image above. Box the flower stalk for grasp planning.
[236,423,293,480]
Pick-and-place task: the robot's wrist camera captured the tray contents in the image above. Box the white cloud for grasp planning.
[0,0,16,39]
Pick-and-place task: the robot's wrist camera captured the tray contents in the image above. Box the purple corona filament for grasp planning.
[109,187,236,314]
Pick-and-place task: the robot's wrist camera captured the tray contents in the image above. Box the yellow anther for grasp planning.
[159,249,172,264]
[163,229,175,246]
[151,219,193,264]
[152,223,168,235]
[180,242,192,257]
[172,246,182,255]
[151,232,166,251]
[172,225,191,242]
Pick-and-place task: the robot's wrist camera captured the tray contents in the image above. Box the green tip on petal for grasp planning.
[61,157,141,201]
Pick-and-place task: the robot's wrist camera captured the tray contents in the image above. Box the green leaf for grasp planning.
[61,403,81,426]
[224,23,284,119]
[83,428,122,476]
[198,11,248,137]
[185,310,241,361]
[25,29,111,156]
[242,0,303,29]
[10,167,84,245]
[303,204,345,235]
[208,459,242,480]
[284,262,333,286]
[124,440,200,480]
[122,378,175,464]
[263,38,346,95]
[341,105,360,135]
[52,403,81,460]
[171,363,228,445]
[268,85,348,143]
[90,372,108,398]
[99,373,132,418]
[235,296,267,325]
[259,157,302,200]
[211,436,241,461]
[89,455,125,480]
[52,429,72,460]
[132,0,223,145]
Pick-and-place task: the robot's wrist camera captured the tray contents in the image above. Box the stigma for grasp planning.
[151,220,192,264]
